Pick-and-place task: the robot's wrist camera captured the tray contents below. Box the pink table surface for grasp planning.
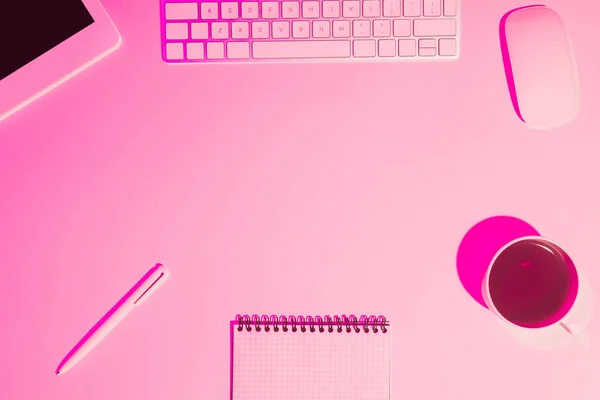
[1,0,599,399]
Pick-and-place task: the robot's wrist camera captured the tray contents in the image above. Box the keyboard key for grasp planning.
[353,39,376,57]
[444,0,457,16]
[165,2,198,20]
[419,47,436,56]
[419,38,436,48]
[373,20,391,37]
[393,19,411,36]
[363,1,381,17]
[263,2,280,18]
[398,39,416,56]
[232,22,250,39]
[187,42,204,59]
[273,21,290,38]
[221,2,239,19]
[212,22,229,39]
[191,22,209,39]
[378,39,396,56]
[333,21,351,37]
[323,1,341,18]
[252,40,351,58]
[201,3,219,19]
[313,21,331,38]
[252,21,270,38]
[423,0,441,17]
[292,21,310,38]
[353,20,371,37]
[302,1,320,18]
[242,2,259,18]
[166,42,184,59]
[403,0,421,17]
[342,1,360,18]
[413,18,456,36]
[282,2,300,18]
[439,38,457,56]
[383,0,401,17]
[207,42,225,59]
[227,42,250,59]
[166,23,188,40]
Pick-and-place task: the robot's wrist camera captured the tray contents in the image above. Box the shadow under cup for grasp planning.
[488,238,579,329]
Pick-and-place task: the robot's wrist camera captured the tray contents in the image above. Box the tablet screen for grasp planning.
[0,1,95,81]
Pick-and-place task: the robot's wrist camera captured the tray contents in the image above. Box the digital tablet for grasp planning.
[0,0,122,122]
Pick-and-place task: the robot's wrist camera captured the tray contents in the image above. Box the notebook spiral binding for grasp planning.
[236,314,388,334]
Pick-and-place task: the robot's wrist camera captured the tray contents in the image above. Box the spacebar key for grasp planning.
[253,41,351,59]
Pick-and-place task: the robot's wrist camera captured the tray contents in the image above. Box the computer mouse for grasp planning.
[500,5,580,129]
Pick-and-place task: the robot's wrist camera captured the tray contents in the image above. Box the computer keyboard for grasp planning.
[160,0,460,63]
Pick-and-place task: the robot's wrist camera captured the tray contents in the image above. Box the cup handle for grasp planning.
[559,318,591,348]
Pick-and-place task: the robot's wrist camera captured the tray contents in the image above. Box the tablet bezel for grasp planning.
[0,0,122,122]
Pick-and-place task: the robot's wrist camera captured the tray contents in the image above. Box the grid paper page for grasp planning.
[232,324,391,400]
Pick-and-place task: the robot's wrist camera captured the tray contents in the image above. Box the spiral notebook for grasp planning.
[230,314,392,400]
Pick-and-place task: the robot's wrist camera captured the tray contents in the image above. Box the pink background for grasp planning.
[1,0,599,399]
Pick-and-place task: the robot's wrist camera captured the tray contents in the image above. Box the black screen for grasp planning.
[0,0,95,81]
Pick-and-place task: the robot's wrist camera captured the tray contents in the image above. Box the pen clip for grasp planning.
[133,265,169,307]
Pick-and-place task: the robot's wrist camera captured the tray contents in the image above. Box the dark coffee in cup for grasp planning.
[488,238,578,328]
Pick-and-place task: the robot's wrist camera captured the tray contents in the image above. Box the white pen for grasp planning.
[56,263,169,375]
